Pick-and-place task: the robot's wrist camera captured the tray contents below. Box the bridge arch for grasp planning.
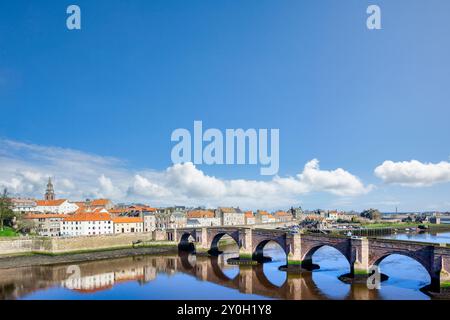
[371,252,434,281]
[178,232,196,252]
[302,244,352,270]
[253,239,288,262]
[209,232,240,254]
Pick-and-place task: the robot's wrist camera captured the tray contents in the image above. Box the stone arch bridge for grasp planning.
[166,227,450,292]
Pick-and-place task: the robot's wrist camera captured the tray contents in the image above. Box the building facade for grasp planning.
[215,207,245,226]
[274,211,293,222]
[25,214,67,237]
[11,198,36,213]
[61,211,113,236]
[143,213,156,232]
[244,211,256,225]
[187,210,221,227]
[35,199,79,214]
[113,217,144,234]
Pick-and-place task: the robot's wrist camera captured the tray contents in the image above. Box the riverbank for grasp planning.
[0,243,178,269]
[335,223,450,237]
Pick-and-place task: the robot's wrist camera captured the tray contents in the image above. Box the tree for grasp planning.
[0,188,14,231]
[360,208,382,221]
[15,216,36,235]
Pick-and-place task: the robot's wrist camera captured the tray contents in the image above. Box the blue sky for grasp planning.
[1,0,450,211]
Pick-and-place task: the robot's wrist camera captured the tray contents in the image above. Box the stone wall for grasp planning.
[0,238,35,255]
[49,233,154,253]
[0,232,168,255]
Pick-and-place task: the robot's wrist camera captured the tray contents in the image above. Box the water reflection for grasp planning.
[382,231,450,244]
[309,246,351,300]
[1,232,448,300]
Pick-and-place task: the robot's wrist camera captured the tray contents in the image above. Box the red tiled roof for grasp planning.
[64,211,111,222]
[128,205,157,212]
[219,207,238,213]
[90,199,111,206]
[36,199,67,206]
[112,217,143,224]
[187,210,215,218]
[274,211,291,216]
[25,214,68,219]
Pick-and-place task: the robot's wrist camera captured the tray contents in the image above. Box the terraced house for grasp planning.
[215,207,245,226]
[113,216,144,234]
[187,210,221,227]
[60,210,114,237]
[25,213,68,237]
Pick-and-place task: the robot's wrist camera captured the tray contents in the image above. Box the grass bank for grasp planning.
[0,227,18,237]
[361,222,427,229]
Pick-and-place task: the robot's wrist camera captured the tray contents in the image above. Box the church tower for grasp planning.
[45,177,55,201]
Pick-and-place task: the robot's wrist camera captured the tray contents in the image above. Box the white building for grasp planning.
[63,272,115,293]
[36,199,79,214]
[187,210,221,227]
[244,211,256,225]
[143,213,156,232]
[215,207,245,226]
[11,198,37,213]
[60,211,113,236]
[113,217,143,234]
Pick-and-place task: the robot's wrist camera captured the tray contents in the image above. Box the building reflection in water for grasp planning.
[0,244,432,300]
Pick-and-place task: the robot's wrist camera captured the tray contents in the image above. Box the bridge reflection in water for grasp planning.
[0,250,389,300]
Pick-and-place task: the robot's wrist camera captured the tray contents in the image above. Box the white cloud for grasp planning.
[0,139,372,209]
[128,175,171,199]
[297,159,373,196]
[97,175,124,199]
[374,160,450,187]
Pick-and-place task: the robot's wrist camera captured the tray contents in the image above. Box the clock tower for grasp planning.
[45,177,55,201]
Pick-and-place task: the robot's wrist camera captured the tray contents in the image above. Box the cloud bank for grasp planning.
[0,139,373,209]
[374,160,450,187]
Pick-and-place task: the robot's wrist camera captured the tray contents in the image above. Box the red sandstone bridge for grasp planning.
[166,226,450,292]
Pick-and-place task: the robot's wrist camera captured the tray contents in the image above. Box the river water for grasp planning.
[0,231,449,300]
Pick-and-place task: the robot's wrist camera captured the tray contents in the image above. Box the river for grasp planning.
[0,231,449,300]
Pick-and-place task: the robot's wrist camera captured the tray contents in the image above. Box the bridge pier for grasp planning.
[279,233,310,272]
[195,228,210,254]
[430,249,450,293]
[286,234,302,265]
[350,237,370,277]
[227,228,259,265]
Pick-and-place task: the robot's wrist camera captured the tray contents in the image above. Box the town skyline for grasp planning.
[0,153,449,213]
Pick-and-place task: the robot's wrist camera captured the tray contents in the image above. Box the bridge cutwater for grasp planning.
[166,227,450,292]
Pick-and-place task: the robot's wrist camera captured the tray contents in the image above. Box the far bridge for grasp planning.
[166,226,450,292]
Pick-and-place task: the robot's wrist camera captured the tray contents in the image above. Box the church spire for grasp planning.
[45,177,55,201]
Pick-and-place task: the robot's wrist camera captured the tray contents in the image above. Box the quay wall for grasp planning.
[0,230,169,255]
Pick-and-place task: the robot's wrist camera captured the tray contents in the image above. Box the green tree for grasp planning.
[15,216,35,234]
[0,188,14,231]
[360,208,382,221]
